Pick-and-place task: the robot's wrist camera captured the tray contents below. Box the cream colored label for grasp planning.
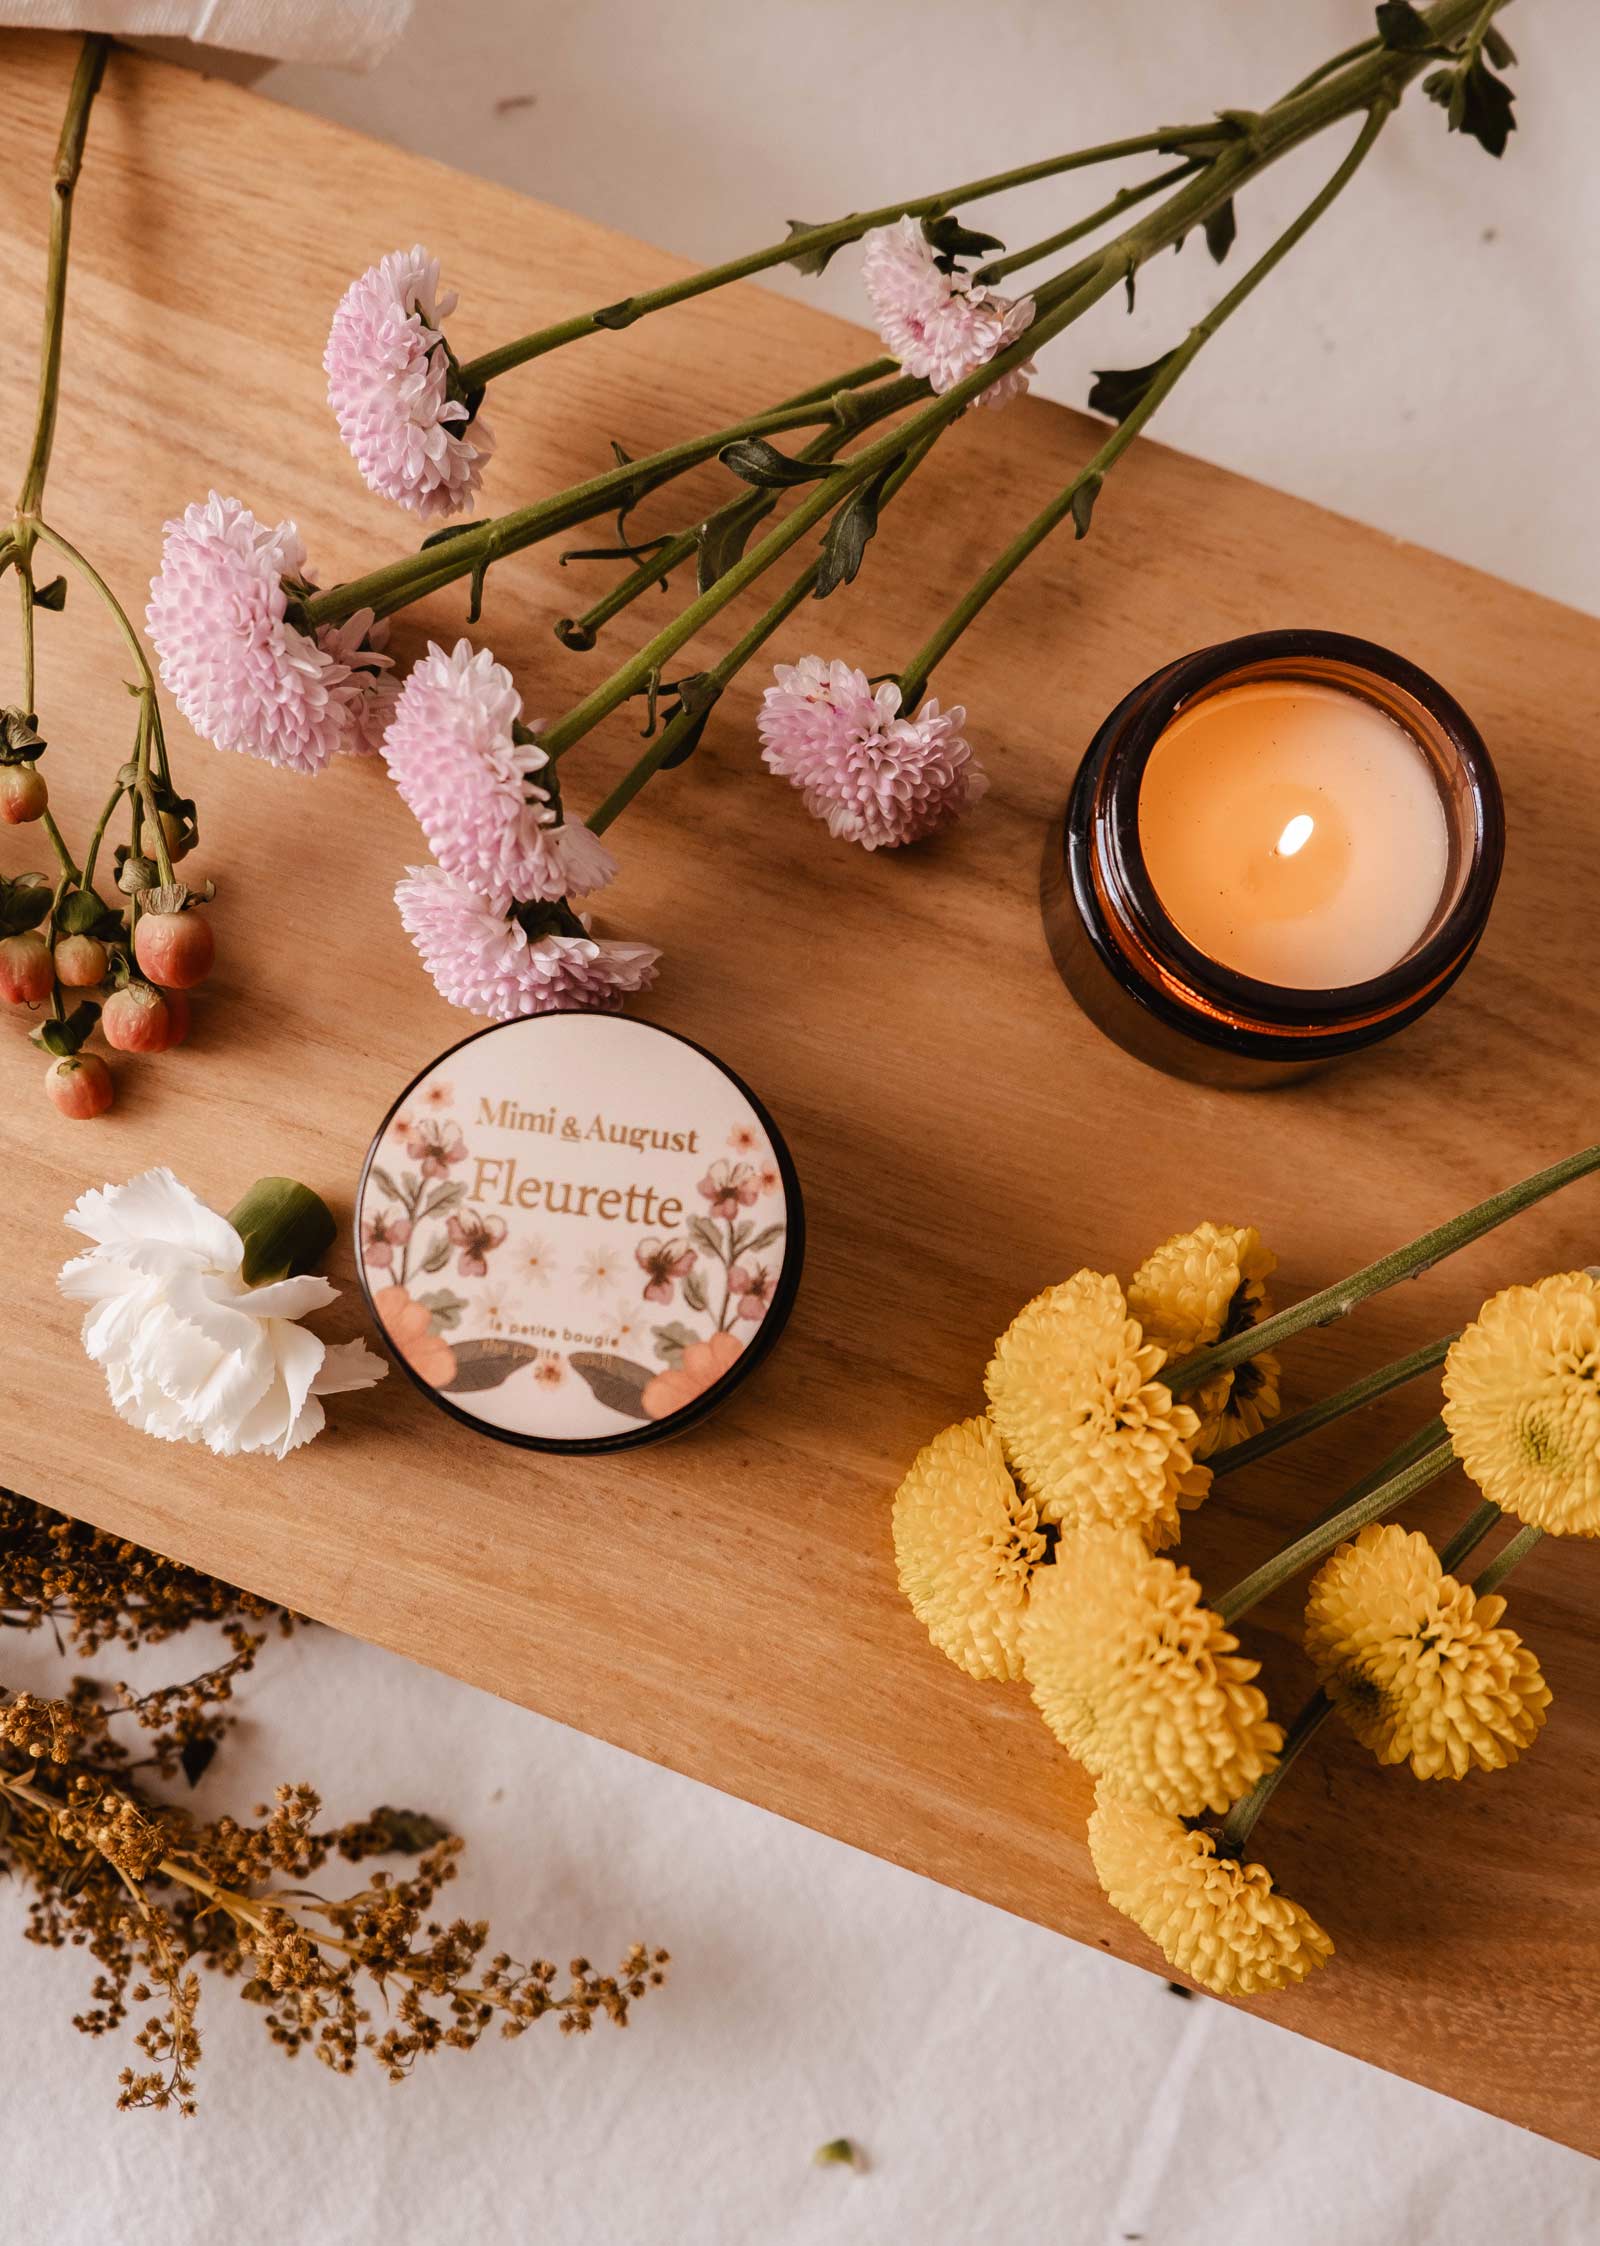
[358,1016,792,1443]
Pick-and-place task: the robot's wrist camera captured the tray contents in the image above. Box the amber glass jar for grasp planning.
[1042,629,1505,1088]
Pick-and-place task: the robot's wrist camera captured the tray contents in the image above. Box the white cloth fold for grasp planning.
[4,0,411,68]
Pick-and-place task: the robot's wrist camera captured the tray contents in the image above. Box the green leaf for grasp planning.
[658,673,722,769]
[784,217,854,278]
[1375,1,1439,53]
[1483,24,1516,69]
[651,1320,700,1367]
[689,1214,725,1259]
[0,872,51,934]
[1203,197,1236,265]
[696,498,766,593]
[718,437,837,489]
[567,1351,655,1419]
[1070,473,1103,541]
[227,1177,337,1286]
[683,1268,710,1315]
[920,213,1006,263]
[33,1001,99,1058]
[440,1337,546,1393]
[420,514,497,553]
[418,1287,467,1333]
[814,463,895,599]
[419,1235,451,1275]
[30,575,66,611]
[369,1165,402,1203]
[740,1222,786,1256]
[420,1179,468,1219]
[1086,348,1180,425]
[1426,53,1516,157]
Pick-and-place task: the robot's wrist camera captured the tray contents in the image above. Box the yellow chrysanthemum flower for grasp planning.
[1087,1785,1333,1996]
[984,1271,1209,1545]
[1304,1522,1550,1779]
[1128,1222,1281,1461]
[1022,1528,1281,1816]
[1443,1272,1600,1535]
[893,1417,1048,1682]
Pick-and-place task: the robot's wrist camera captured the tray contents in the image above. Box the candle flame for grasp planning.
[1275,812,1316,859]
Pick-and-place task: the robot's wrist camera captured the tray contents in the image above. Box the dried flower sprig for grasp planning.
[0,1491,668,2113]
[3,39,215,1118]
[893,1142,1600,1993]
[144,1,1513,1024]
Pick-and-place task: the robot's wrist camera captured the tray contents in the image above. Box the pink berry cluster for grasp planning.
[0,747,215,1119]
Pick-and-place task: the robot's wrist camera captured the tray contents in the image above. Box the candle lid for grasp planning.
[356,1014,804,1453]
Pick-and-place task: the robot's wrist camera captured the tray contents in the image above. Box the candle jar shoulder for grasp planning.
[1043,630,1504,1090]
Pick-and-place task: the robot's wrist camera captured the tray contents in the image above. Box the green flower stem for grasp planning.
[79,778,125,894]
[1217,1689,1334,1859]
[306,0,1498,648]
[300,373,927,633]
[1299,1416,1449,1535]
[32,519,159,690]
[1437,1498,1503,1576]
[1215,1432,1457,1628]
[972,160,1201,285]
[1170,1142,1600,1401]
[558,403,902,651]
[586,427,941,835]
[15,36,108,518]
[1472,1522,1544,1599]
[454,131,1220,389]
[1210,1333,1456,1483]
[897,100,1390,708]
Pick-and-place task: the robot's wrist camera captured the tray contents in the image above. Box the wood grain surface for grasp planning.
[4,32,1598,2152]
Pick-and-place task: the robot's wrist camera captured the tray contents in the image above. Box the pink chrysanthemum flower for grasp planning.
[325,246,495,521]
[396,866,659,1019]
[860,216,1036,407]
[758,655,987,850]
[381,638,615,905]
[146,494,395,774]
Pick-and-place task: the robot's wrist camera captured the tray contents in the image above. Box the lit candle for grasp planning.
[1136,678,1450,988]
[1043,631,1504,1087]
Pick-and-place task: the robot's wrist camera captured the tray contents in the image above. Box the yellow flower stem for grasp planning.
[1169,1144,1600,1401]
[1214,1431,1456,1627]
[1216,1690,1334,1859]
[1437,1497,1503,1576]
[1210,1332,1456,1483]
[1471,1521,1544,1598]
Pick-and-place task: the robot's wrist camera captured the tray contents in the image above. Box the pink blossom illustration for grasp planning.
[698,1159,760,1219]
[727,1123,762,1156]
[446,1209,508,1277]
[407,1117,467,1177]
[637,1235,696,1305]
[361,1209,413,1270]
[728,1263,774,1322]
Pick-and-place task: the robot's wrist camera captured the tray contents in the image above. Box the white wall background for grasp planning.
[7,6,1599,2242]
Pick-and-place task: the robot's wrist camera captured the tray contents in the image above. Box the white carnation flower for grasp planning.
[59,1168,386,1459]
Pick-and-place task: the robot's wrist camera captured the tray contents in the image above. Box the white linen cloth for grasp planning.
[2,0,408,67]
[2,1616,1597,2245]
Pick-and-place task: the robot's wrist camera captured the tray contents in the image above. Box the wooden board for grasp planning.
[5,32,1599,2153]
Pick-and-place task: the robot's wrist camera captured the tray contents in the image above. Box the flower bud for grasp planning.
[0,931,54,1005]
[54,933,108,988]
[101,982,172,1053]
[46,1052,113,1118]
[133,907,214,990]
[0,765,47,823]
